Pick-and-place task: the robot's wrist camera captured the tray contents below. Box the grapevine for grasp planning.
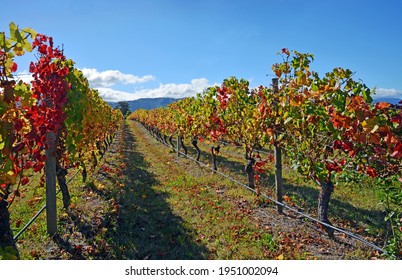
[0,22,123,259]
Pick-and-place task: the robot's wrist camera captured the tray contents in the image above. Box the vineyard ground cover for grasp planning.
[167,133,389,247]
[8,120,389,259]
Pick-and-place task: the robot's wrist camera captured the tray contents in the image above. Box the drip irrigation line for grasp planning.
[13,169,80,241]
[144,124,390,256]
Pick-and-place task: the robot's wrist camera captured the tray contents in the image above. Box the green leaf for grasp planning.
[14,28,24,43]
[0,134,4,150]
[362,87,373,103]
[0,102,8,115]
[311,83,319,92]
[384,211,395,222]
[333,90,347,111]
[22,27,37,39]
[23,39,32,52]
[9,22,18,41]
[14,81,33,105]
[284,117,293,124]
[0,32,5,46]
[276,133,285,142]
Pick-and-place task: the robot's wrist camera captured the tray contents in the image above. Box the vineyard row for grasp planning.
[1,22,123,259]
[129,49,401,257]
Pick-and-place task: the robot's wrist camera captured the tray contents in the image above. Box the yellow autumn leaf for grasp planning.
[361,117,379,131]
[7,171,16,184]
[20,117,31,134]
[276,254,284,260]
[370,124,379,134]
[0,171,17,185]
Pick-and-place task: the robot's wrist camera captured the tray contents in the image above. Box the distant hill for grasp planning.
[109,97,180,112]
[373,97,401,104]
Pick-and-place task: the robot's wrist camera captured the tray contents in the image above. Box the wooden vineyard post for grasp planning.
[272,78,284,214]
[177,135,181,157]
[274,144,283,214]
[45,131,57,235]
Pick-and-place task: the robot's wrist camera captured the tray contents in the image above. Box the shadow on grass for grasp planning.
[107,124,209,260]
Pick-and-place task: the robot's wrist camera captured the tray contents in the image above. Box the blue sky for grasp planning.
[2,0,401,102]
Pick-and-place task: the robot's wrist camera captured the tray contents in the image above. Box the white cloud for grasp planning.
[15,68,155,89]
[81,68,155,87]
[135,78,211,99]
[14,71,33,84]
[97,78,213,102]
[94,87,136,102]
[14,68,212,103]
[374,88,402,98]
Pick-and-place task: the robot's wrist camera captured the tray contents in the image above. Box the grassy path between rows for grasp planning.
[108,121,279,259]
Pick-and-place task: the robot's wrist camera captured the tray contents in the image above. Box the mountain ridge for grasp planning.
[108,97,180,112]
[373,97,401,104]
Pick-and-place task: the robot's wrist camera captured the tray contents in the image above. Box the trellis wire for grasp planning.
[13,169,80,241]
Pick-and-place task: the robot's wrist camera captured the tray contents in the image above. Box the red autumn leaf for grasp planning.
[14,119,24,131]
[11,62,18,72]
[390,114,402,125]
[342,141,353,152]
[21,176,30,186]
[12,142,25,153]
[25,160,33,169]
[15,219,22,228]
[33,162,44,172]
[366,166,377,178]
[333,139,343,149]
[38,44,48,54]
[326,162,342,173]
[391,142,402,158]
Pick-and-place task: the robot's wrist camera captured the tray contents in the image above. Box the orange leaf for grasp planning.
[368,133,381,145]
[283,195,292,203]
[375,102,390,110]
[266,128,274,137]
